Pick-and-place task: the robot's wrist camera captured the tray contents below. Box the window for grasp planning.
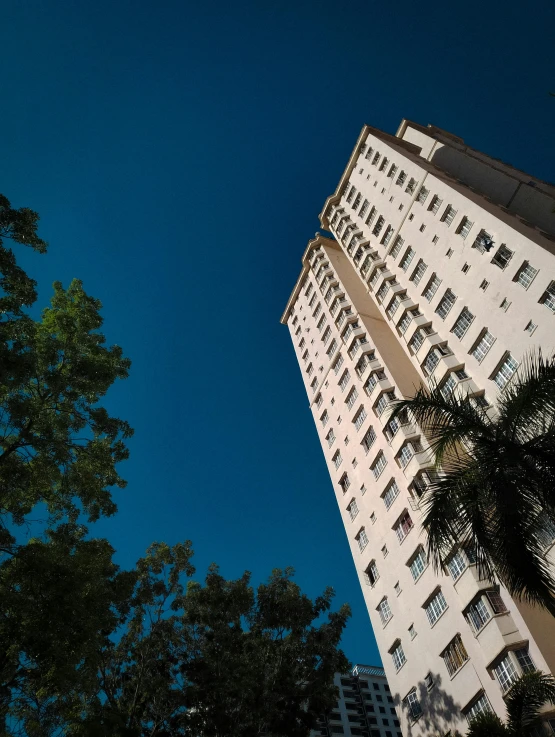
[452,307,474,339]
[424,672,435,690]
[354,407,367,430]
[425,589,448,625]
[391,642,406,671]
[398,442,421,468]
[352,193,362,210]
[362,426,377,453]
[400,247,415,271]
[540,281,555,312]
[422,274,441,302]
[390,235,404,259]
[309,293,316,308]
[339,473,350,493]
[321,411,329,427]
[346,387,358,410]
[479,279,489,291]
[317,315,326,332]
[471,330,495,363]
[382,226,394,247]
[423,347,442,375]
[306,363,314,377]
[462,263,470,274]
[366,206,377,225]
[394,581,402,596]
[396,170,407,186]
[382,480,400,509]
[326,338,338,356]
[347,499,359,521]
[410,260,427,286]
[346,186,356,203]
[376,391,396,416]
[313,303,322,319]
[446,248,453,258]
[372,152,380,166]
[500,298,511,312]
[432,235,439,244]
[435,289,457,319]
[378,597,392,625]
[382,544,388,558]
[440,373,458,399]
[376,280,392,302]
[493,354,519,390]
[398,311,414,334]
[388,164,398,178]
[405,689,421,719]
[446,549,467,580]
[360,484,367,496]
[379,156,389,171]
[315,393,322,408]
[360,198,369,218]
[387,294,404,319]
[326,429,336,447]
[304,282,313,298]
[442,635,469,676]
[457,216,473,239]
[416,186,429,204]
[525,320,537,335]
[365,370,384,394]
[464,693,492,724]
[357,527,369,552]
[441,205,457,225]
[372,451,387,479]
[515,647,535,673]
[515,262,538,289]
[409,329,426,353]
[365,560,379,586]
[466,596,491,633]
[333,353,344,374]
[408,624,417,639]
[394,511,414,543]
[372,216,385,237]
[302,350,309,363]
[491,244,513,269]
[310,378,318,392]
[370,511,376,524]
[339,370,351,392]
[493,653,519,693]
[429,195,443,214]
[332,451,342,469]
[409,547,427,581]
[405,177,417,194]
[322,326,332,344]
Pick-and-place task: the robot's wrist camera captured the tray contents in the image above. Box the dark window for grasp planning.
[380,706,386,714]
[368,716,378,724]
[394,720,400,727]
[376,695,383,702]
[390,708,396,715]
[387,696,394,703]
[366,703,375,711]
[340,678,351,686]
[359,679,369,689]
[383,719,389,726]
[371,731,381,737]
[373,683,380,691]
[386,732,393,737]
[385,684,391,692]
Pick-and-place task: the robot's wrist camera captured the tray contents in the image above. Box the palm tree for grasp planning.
[389,352,555,612]
[467,672,555,737]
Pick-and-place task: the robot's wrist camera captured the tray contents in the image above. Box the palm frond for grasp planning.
[505,671,555,735]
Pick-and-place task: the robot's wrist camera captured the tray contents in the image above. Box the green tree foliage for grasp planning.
[0,194,351,736]
[467,672,555,737]
[390,353,555,611]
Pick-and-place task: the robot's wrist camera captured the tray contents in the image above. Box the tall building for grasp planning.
[281,119,555,736]
[312,665,402,737]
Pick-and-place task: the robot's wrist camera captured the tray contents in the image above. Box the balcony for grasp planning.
[402,448,435,479]
[478,613,523,668]
[389,422,420,456]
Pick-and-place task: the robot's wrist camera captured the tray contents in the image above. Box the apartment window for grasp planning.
[354,407,367,430]
[326,338,338,356]
[391,642,406,671]
[342,321,360,342]
[408,547,427,581]
[382,480,400,509]
[405,689,422,719]
[295,326,301,336]
[410,260,427,286]
[446,549,468,580]
[387,294,404,319]
[372,451,387,479]
[515,647,535,673]
[382,544,388,558]
[493,653,519,693]
[307,363,314,376]
[540,281,555,312]
[405,177,417,194]
[346,387,358,410]
[440,373,458,399]
[360,199,370,218]
[321,411,329,427]
[399,247,415,271]
[357,527,369,552]
[346,186,356,203]
[500,298,511,312]
[388,164,398,178]
[377,156,389,172]
[525,320,537,335]
[422,274,441,302]
[332,451,342,469]
[339,473,350,493]
[457,216,473,239]
[429,195,443,214]
[352,193,362,210]
[394,511,414,543]
[376,391,396,416]
[304,282,313,298]
[372,152,380,166]
[365,147,374,161]
[372,216,385,237]
[378,597,392,625]
[464,693,492,724]
[471,330,495,363]
[362,426,377,453]
[416,186,429,204]
[462,263,470,274]
[321,327,332,345]
[298,337,305,350]
[326,429,336,447]
[361,483,367,496]
[479,279,489,291]
[425,589,448,625]
[441,205,457,225]
[315,393,322,408]
[493,354,519,390]
[398,442,421,468]
[347,498,359,521]
[317,315,326,332]
[409,329,426,353]
[310,378,318,392]
[313,303,322,319]
[435,289,457,319]
[442,635,469,676]
[446,248,453,258]
[423,347,442,375]
[408,624,417,640]
[432,234,439,244]
[356,351,375,376]
[452,307,474,339]
[376,280,391,302]
[302,350,309,363]
[491,244,513,270]
[465,595,492,633]
[370,512,376,524]
[365,560,379,586]
[309,293,316,308]
[394,581,402,596]
[389,235,404,259]
[515,261,538,289]
[339,370,351,392]
[396,170,407,187]
[366,206,377,225]
[397,311,413,334]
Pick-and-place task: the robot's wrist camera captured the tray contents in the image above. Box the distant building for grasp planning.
[282,119,555,736]
[312,664,401,737]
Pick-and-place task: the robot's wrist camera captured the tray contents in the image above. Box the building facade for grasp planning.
[312,665,401,737]
[281,119,555,736]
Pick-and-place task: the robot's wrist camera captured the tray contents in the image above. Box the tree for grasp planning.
[467,672,555,737]
[9,543,350,737]
[390,353,555,612]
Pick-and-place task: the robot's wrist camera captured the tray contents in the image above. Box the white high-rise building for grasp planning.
[281,119,555,736]
[312,665,401,737]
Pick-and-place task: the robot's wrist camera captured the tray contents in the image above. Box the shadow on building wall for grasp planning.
[394,672,462,737]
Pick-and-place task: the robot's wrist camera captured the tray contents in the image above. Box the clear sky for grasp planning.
[1,0,554,666]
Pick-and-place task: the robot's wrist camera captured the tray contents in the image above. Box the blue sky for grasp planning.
[1,0,554,666]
